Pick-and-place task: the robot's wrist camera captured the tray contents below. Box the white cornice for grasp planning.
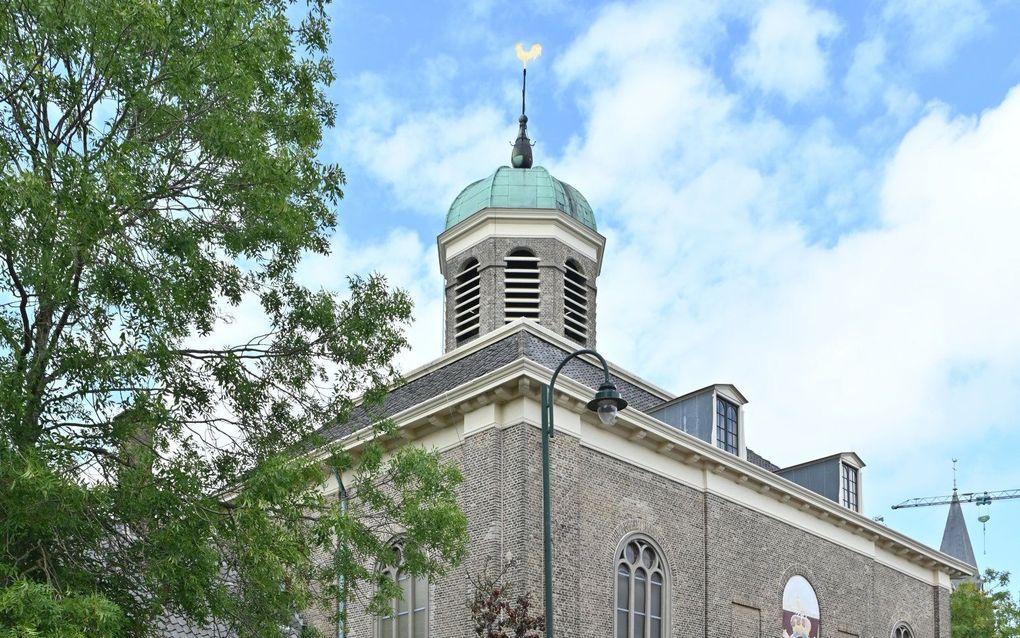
[328,356,973,583]
[436,208,606,277]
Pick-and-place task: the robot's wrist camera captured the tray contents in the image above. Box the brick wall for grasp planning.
[332,420,947,638]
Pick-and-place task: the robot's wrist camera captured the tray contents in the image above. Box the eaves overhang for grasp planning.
[437,208,607,277]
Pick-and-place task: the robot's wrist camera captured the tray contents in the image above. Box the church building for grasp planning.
[313,107,975,638]
[160,86,975,638]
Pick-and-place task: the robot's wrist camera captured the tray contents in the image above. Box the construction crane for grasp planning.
[891,488,1020,509]
[892,461,1019,558]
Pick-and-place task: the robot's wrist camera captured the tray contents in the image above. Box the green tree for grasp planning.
[0,1,467,636]
[952,569,1020,638]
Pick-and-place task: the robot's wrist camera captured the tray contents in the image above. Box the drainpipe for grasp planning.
[334,469,349,638]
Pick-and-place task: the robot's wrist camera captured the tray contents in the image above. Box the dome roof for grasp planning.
[445,166,596,231]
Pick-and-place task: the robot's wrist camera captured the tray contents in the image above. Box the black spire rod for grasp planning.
[522,66,527,116]
[512,43,541,169]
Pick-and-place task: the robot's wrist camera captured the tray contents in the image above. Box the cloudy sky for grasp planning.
[316,0,1020,583]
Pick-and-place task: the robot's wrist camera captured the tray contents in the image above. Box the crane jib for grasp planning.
[891,488,1020,509]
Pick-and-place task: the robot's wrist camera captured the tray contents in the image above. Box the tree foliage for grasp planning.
[952,569,1020,638]
[0,0,467,635]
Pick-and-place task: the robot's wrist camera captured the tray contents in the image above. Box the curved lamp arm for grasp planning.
[543,348,627,437]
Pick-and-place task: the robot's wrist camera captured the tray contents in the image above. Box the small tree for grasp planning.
[468,558,545,638]
[952,569,1020,638]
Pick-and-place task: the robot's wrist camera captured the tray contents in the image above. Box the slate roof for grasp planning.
[154,614,235,638]
[940,489,978,569]
[317,329,669,444]
[746,448,781,472]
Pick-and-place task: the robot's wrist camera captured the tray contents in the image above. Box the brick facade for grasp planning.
[332,415,949,638]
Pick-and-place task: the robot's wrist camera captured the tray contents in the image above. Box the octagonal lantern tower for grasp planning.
[437,112,605,352]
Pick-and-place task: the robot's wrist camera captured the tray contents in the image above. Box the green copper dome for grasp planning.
[446,166,596,231]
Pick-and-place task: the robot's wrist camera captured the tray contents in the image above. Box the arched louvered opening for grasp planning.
[505,249,540,323]
[454,258,480,345]
[564,259,588,344]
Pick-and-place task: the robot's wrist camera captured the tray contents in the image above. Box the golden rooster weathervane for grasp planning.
[511,43,541,168]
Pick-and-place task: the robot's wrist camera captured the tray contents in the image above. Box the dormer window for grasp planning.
[505,249,540,323]
[841,462,859,512]
[715,397,739,455]
[454,258,480,345]
[564,259,588,344]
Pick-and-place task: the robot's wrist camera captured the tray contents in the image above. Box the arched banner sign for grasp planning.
[782,575,820,638]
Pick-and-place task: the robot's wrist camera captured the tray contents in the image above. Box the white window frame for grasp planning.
[377,544,429,638]
[840,460,860,512]
[614,534,669,638]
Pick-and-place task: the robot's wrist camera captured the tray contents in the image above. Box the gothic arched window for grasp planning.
[454,258,480,345]
[615,535,667,638]
[505,249,540,323]
[892,622,913,638]
[563,259,588,344]
[378,543,429,638]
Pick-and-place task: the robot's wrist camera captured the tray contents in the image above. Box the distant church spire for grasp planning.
[512,43,542,169]
[940,489,978,569]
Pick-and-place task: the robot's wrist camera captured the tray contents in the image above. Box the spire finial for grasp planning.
[512,43,541,169]
[952,458,958,491]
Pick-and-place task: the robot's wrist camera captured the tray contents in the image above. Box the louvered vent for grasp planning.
[564,259,588,344]
[505,249,540,323]
[454,258,480,345]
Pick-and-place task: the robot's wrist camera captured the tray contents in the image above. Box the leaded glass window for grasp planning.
[615,536,667,638]
[378,543,428,638]
[893,622,913,638]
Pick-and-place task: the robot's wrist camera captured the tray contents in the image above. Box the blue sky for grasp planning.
[310,0,1020,588]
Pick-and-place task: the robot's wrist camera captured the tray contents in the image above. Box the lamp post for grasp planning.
[540,348,628,638]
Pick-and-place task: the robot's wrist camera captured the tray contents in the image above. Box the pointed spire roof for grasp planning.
[940,490,978,569]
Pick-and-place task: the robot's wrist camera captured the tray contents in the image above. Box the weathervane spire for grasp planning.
[511,42,541,169]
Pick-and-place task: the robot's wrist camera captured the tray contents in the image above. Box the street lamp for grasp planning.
[540,348,627,638]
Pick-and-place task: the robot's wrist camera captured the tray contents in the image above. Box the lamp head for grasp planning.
[586,381,628,426]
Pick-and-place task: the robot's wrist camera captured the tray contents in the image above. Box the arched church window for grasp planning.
[504,249,540,323]
[782,575,820,638]
[563,259,588,344]
[892,622,913,638]
[615,535,667,638]
[378,542,429,638]
[454,258,480,345]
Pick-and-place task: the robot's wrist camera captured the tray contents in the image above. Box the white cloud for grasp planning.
[325,3,1020,532]
[613,88,1020,466]
[734,0,842,103]
[844,36,887,110]
[882,0,988,69]
[336,73,513,217]
[549,1,1020,477]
